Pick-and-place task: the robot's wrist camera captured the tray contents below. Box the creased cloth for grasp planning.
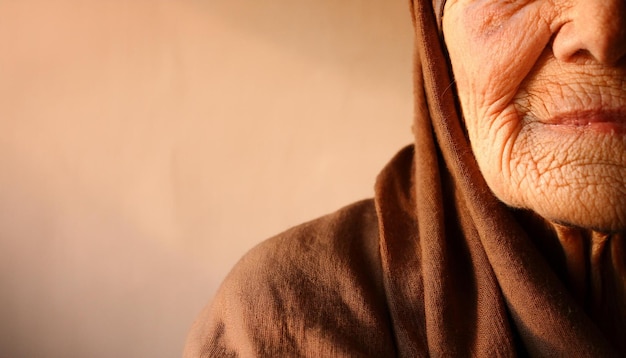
[183,0,623,356]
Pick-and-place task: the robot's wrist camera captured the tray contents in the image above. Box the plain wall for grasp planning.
[0,1,414,357]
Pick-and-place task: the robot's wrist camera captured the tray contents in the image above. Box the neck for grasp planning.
[515,210,626,352]
[550,225,624,305]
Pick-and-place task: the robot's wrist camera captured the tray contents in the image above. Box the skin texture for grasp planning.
[443,0,626,232]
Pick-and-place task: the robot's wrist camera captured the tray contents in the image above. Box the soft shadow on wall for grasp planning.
[0,0,413,357]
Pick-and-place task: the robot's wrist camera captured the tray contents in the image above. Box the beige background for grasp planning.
[0,1,413,357]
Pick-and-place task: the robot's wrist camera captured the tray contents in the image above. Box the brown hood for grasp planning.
[372,0,622,355]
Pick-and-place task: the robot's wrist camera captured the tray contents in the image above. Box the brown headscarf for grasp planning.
[183,0,624,356]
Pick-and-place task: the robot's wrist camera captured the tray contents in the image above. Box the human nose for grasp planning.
[552,0,626,65]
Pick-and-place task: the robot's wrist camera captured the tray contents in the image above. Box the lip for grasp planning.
[540,109,626,134]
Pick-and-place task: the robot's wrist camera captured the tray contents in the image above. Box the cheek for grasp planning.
[444,3,552,122]
[442,2,556,206]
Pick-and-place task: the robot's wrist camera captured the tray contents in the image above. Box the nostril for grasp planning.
[570,49,595,64]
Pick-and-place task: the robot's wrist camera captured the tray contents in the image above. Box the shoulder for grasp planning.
[242,199,381,278]
[184,199,396,357]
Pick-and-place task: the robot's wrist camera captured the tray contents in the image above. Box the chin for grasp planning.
[513,193,626,234]
[482,163,626,233]
[542,210,626,234]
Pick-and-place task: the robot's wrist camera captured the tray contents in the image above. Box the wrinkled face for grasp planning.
[443,0,626,231]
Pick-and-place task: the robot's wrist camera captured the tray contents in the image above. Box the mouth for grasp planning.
[540,109,626,134]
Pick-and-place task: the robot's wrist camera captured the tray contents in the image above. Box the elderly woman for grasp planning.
[185,0,626,356]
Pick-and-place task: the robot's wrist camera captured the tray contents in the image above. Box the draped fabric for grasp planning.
[183,0,623,356]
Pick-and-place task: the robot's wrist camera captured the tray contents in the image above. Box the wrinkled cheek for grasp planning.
[451,55,522,136]
[468,107,529,205]
[456,32,548,118]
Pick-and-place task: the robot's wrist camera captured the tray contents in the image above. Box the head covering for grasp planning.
[372,0,622,355]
